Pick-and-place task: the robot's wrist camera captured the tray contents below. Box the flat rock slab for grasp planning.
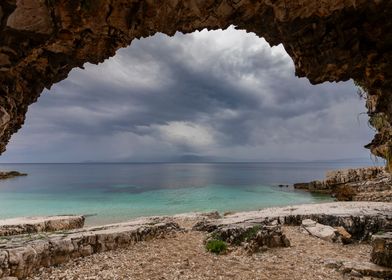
[301,219,337,242]
[0,216,85,237]
[0,217,180,279]
[200,202,392,240]
[340,261,392,278]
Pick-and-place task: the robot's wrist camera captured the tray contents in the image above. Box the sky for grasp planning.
[0,26,377,163]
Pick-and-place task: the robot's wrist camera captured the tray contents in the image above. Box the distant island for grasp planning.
[0,171,27,180]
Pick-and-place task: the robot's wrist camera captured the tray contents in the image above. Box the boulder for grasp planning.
[301,219,337,242]
[207,223,290,253]
[371,232,392,268]
[335,226,352,244]
[244,225,291,254]
[6,0,53,34]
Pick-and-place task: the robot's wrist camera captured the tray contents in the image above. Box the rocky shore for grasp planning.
[0,202,391,280]
[294,166,392,202]
[0,216,85,237]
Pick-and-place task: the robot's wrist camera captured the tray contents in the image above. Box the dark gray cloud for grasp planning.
[0,27,374,162]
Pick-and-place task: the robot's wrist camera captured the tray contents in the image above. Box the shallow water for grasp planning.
[0,161,380,225]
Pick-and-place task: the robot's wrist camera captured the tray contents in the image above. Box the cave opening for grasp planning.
[0,27,378,165]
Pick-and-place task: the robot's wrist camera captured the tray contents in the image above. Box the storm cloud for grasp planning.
[0,26,375,162]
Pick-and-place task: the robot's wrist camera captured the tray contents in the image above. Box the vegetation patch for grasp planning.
[205,239,227,254]
[369,114,389,131]
[232,225,262,245]
[386,148,392,173]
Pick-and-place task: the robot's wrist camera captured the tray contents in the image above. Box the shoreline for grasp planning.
[2,164,389,229]
[0,189,334,228]
[1,201,391,279]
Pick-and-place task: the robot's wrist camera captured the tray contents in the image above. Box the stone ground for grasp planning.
[27,224,374,280]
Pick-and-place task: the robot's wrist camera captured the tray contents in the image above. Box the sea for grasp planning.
[0,160,382,226]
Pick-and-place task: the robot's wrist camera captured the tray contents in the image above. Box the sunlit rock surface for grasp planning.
[294,166,392,201]
[0,215,85,236]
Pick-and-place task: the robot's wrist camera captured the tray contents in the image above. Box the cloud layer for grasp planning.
[0,26,374,162]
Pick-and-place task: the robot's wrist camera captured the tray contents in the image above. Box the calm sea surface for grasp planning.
[0,161,381,225]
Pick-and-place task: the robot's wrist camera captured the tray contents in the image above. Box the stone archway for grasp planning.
[0,0,391,166]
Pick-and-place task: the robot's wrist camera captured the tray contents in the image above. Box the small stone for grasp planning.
[335,226,352,244]
[350,269,363,277]
[324,259,343,269]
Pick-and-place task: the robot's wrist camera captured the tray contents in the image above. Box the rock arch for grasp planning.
[0,0,391,165]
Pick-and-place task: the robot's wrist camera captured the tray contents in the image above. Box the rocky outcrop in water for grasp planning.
[0,1,391,165]
[294,167,392,201]
[0,172,26,180]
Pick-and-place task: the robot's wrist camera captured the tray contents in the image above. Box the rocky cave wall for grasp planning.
[0,0,391,166]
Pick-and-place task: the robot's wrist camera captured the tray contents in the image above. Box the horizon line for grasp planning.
[0,158,385,165]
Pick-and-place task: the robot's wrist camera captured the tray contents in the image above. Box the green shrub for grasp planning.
[232,225,262,245]
[210,231,222,241]
[242,225,261,241]
[206,239,227,254]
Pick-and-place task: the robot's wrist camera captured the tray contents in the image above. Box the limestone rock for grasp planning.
[301,219,337,242]
[294,167,392,202]
[371,232,392,268]
[206,223,290,253]
[0,215,85,237]
[335,226,352,244]
[205,202,392,241]
[0,218,180,279]
[6,0,53,34]
[339,261,392,279]
[324,259,343,269]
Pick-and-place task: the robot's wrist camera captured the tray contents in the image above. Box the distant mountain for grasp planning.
[77,155,385,164]
[169,154,233,163]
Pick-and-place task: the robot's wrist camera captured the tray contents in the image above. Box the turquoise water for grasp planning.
[0,161,379,225]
